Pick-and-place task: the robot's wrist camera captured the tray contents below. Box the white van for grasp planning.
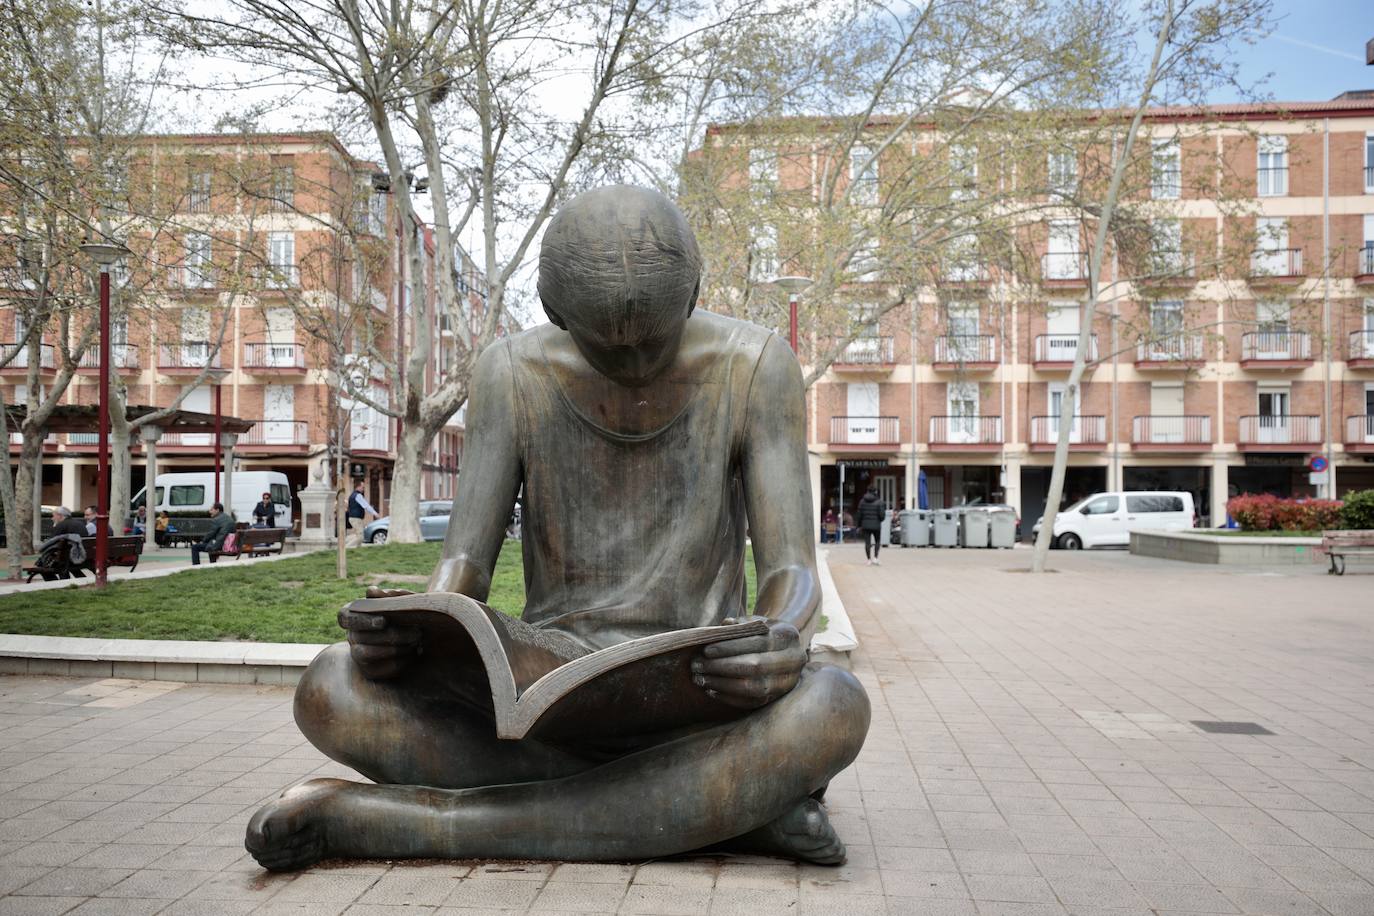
[133,471,293,528]
[1036,490,1195,549]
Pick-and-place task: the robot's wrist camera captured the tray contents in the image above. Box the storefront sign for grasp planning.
[838,459,890,469]
[1242,454,1305,467]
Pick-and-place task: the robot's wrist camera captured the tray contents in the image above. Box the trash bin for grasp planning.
[988,508,1017,549]
[959,507,990,548]
[880,510,892,548]
[899,510,930,547]
[933,509,960,547]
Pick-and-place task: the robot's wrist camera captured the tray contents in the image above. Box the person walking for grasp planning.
[190,502,236,565]
[346,481,377,547]
[252,492,277,528]
[856,486,887,566]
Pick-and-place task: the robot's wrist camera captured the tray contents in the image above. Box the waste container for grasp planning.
[959,507,990,548]
[988,508,1017,549]
[933,509,960,547]
[899,510,930,547]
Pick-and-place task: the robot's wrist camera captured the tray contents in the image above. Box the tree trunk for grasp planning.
[12,436,41,555]
[110,412,132,531]
[387,422,430,543]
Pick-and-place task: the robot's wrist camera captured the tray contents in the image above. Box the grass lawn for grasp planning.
[0,542,760,643]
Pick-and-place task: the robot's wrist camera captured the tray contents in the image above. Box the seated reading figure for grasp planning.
[245,185,870,870]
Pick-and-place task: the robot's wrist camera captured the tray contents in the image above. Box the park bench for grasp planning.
[208,526,288,561]
[1321,530,1374,576]
[23,535,143,582]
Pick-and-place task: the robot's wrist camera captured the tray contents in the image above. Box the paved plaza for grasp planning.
[1,547,1373,914]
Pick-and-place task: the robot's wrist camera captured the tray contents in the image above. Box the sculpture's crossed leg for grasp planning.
[246,643,871,870]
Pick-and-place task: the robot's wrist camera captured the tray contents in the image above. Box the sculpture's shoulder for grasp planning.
[498,325,562,366]
[690,310,778,372]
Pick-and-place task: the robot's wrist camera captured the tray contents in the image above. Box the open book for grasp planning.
[341,593,769,742]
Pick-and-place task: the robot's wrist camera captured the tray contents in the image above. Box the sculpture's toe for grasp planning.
[245,778,347,871]
[780,798,846,865]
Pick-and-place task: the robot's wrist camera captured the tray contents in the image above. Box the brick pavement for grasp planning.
[0,546,1372,914]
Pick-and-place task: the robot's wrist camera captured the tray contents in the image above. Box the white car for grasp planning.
[1033,490,1195,549]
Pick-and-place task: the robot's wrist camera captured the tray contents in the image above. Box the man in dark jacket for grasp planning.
[191,503,237,566]
[856,487,887,566]
[252,493,277,528]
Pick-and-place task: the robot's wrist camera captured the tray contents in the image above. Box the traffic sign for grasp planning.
[1309,455,1328,473]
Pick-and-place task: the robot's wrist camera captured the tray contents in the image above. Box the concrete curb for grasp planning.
[811,549,858,656]
[0,545,326,597]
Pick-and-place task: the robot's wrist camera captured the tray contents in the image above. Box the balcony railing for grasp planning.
[1132,415,1211,445]
[1141,250,1196,281]
[79,344,140,370]
[170,266,216,289]
[66,433,100,445]
[263,264,300,289]
[1350,330,1374,362]
[1257,166,1288,196]
[1358,244,1374,278]
[1030,415,1106,445]
[1042,251,1087,281]
[1347,415,1374,445]
[1136,334,1205,363]
[244,342,305,370]
[929,415,1003,445]
[158,343,223,371]
[833,336,894,366]
[1238,415,1321,446]
[1240,331,1311,363]
[0,342,55,370]
[829,415,900,446]
[241,420,309,446]
[1034,334,1097,364]
[942,263,988,283]
[159,431,216,447]
[934,335,997,364]
[1249,247,1303,278]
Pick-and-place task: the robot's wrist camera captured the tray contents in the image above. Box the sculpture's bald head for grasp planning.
[539,185,701,386]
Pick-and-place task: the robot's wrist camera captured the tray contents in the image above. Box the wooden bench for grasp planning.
[1322,530,1374,576]
[24,535,143,582]
[209,526,288,561]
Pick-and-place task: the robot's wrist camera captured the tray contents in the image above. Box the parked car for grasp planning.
[364,500,453,545]
[1032,490,1195,549]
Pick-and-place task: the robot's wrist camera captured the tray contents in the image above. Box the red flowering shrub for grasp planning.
[1227,493,1343,531]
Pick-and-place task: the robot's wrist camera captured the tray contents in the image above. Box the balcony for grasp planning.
[1237,415,1321,451]
[1131,416,1212,451]
[159,343,223,374]
[1041,251,1087,286]
[932,335,997,369]
[929,415,1003,452]
[168,267,217,291]
[240,420,310,450]
[0,343,55,374]
[1350,330,1374,369]
[1239,331,1312,369]
[831,336,895,372]
[1135,334,1206,369]
[940,263,991,286]
[262,264,300,290]
[1248,247,1304,284]
[1136,251,1197,289]
[1029,415,1106,451]
[78,344,140,374]
[1033,334,1098,369]
[1347,415,1374,454]
[244,342,306,374]
[1356,245,1374,284]
[828,416,901,451]
[158,431,217,448]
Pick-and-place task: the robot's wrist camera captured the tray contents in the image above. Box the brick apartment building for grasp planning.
[712,95,1374,535]
[3,132,474,525]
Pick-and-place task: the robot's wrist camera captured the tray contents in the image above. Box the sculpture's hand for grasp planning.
[692,616,807,709]
[339,587,422,680]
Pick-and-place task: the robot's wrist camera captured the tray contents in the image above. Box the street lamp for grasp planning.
[80,237,130,587]
[771,275,811,353]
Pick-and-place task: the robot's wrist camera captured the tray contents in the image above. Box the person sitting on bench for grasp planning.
[190,503,236,565]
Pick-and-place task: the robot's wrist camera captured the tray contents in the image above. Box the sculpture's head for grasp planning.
[539,185,701,386]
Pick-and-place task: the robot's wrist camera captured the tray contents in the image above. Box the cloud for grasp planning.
[1271,34,1363,63]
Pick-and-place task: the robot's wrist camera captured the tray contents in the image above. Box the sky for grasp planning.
[1220,0,1372,103]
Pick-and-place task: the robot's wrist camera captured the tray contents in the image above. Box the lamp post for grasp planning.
[79,238,130,587]
[771,275,811,353]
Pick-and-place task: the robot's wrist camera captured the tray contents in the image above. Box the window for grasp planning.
[270,484,291,506]
[1126,494,1185,513]
[1252,217,1290,275]
[950,144,977,200]
[184,232,212,287]
[271,164,295,210]
[1047,382,1080,440]
[1151,219,1184,272]
[1082,496,1118,516]
[153,487,164,507]
[1363,215,1374,276]
[1148,300,1184,356]
[188,171,212,213]
[1366,133,1374,193]
[850,146,878,205]
[851,238,880,282]
[180,308,210,367]
[1151,140,1180,199]
[1046,221,1081,279]
[1258,135,1288,197]
[267,232,297,287]
[948,381,978,440]
[169,485,204,507]
[750,224,777,281]
[1048,150,1077,196]
[748,148,776,198]
[1256,299,1290,333]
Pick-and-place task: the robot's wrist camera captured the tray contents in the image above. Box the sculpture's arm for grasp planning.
[427,343,522,602]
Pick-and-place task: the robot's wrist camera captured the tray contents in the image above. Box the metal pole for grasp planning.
[788,292,798,353]
[1322,117,1334,499]
[95,265,111,587]
[213,385,222,504]
[837,461,845,545]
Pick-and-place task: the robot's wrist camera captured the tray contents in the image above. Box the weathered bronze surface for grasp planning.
[245,185,871,870]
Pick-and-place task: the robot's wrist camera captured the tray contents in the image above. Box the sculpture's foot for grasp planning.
[725,797,846,865]
[245,778,350,871]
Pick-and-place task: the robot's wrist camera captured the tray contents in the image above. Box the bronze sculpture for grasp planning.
[245,185,870,871]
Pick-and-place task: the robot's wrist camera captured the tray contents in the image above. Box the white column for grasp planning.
[808,451,823,542]
[220,432,238,521]
[1003,456,1022,517]
[1210,458,1229,529]
[60,459,79,510]
[142,426,161,552]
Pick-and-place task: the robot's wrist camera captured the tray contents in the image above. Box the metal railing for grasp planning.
[1042,251,1087,281]
[1034,334,1098,363]
[170,266,216,289]
[929,415,1002,445]
[834,336,894,365]
[241,421,309,446]
[942,263,988,283]
[1132,415,1211,445]
[828,416,900,445]
[1030,415,1105,445]
[0,342,55,369]
[1238,414,1321,445]
[1143,250,1195,279]
[1359,244,1374,277]
[1350,330,1374,361]
[159,432,216,447]
[934,334,996,363]
[1240,331,1311,362]
[79,344,140,370]
[1257,166,1288,196]
[244,342,305,369]
[158,343,223,370]
[1347,415,1374,444]
[263,264,300,289]
[1249,247,1303,278]
[1136,334,1204,363]
[66,433,100,445]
